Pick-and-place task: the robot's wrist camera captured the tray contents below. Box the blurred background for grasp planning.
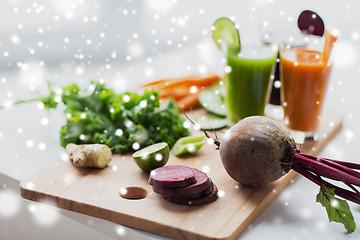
[0,0,357,69]
[1,0,360,239]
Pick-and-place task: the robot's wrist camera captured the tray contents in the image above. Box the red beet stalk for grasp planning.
[292,153,360,204]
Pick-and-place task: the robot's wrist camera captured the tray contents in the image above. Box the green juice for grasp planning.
[225,45,277,123]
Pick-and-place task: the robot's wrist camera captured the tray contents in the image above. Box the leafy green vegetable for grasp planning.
[6,81,189,154]
[316,184,356,234]
[40,83,59,110]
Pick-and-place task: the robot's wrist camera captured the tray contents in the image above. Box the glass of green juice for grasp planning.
[224,43,278,123]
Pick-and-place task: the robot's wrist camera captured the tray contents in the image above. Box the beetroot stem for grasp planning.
[292,164,360,204]
[293,154,360,187]
[319,159,360,180]
[297,154,360,182]
[324,158,360,170]
[300,153,360,170]
[345,182,360,195]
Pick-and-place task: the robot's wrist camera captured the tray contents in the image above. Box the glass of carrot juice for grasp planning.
[280,46,332,143]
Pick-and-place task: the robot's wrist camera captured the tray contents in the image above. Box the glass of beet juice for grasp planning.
[223,43,277,123]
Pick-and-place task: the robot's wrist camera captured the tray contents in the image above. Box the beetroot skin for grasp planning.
[220,116,296,187]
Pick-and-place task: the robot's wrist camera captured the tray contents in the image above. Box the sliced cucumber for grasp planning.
[198,84,227,117]
[212,17,241,50]
[196,113,229,130]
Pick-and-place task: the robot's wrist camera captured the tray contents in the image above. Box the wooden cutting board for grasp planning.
[20,110,342,240]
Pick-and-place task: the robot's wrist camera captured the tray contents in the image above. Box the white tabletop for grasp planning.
[1,1,360,239]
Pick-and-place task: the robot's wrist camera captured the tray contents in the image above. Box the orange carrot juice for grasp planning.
[280,47,332,133]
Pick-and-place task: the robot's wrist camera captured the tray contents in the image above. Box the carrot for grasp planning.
[141,73,220,111]
[176,92,201,111]
[141,73,220,90]
[321,29,338,64]
[160,73,219,90]
[159,88,189,100]
[141,75,199,89]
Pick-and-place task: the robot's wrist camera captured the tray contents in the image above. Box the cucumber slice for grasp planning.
[171,136,205,157]
[196,113,229,130]
[212,17,241,50]
[198,84,227,117]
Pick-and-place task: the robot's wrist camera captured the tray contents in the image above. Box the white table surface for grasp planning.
[1,35,360,240]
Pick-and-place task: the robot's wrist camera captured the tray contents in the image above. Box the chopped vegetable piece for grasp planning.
[152,168,213,199]
[196,113,229,130]
[141,74,220,111]
[321,29,338,64]
[148,165,196,188]
[160,74,219,90]
[149,166,218,205]
[161,182,218,206]
[297,10,325,36]
[177,91,201,111]
[198,84,226,117]
[212,17,241,50]
[158,87,189,100]
[141,73,220,90]
[132,142,169,172]
[171,135,205,157]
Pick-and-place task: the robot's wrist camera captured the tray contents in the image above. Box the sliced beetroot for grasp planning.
[148,165,196,188]
[297,10,325,36]
[152,169,213,199]
[162,183,218,206]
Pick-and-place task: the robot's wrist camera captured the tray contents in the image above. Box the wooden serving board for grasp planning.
[20,110,342,240]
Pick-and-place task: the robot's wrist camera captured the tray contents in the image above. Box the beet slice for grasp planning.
[161,183,218,206]
[297,10,325,36]
[148,165,196,188]
[152,169,213,199]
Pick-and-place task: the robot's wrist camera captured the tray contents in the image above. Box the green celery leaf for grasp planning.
[316,184,356,234]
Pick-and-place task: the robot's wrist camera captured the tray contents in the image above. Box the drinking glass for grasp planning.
[224,43,277,123]
[259,20,308,120]
[280,45,332,143]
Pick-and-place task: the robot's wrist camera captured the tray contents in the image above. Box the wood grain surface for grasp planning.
[20,110,342,240]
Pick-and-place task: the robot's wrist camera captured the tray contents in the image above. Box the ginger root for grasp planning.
[66,143,112,168]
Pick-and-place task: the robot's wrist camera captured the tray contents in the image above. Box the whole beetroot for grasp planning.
[181,109,360,233]
[219,116,296,186]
